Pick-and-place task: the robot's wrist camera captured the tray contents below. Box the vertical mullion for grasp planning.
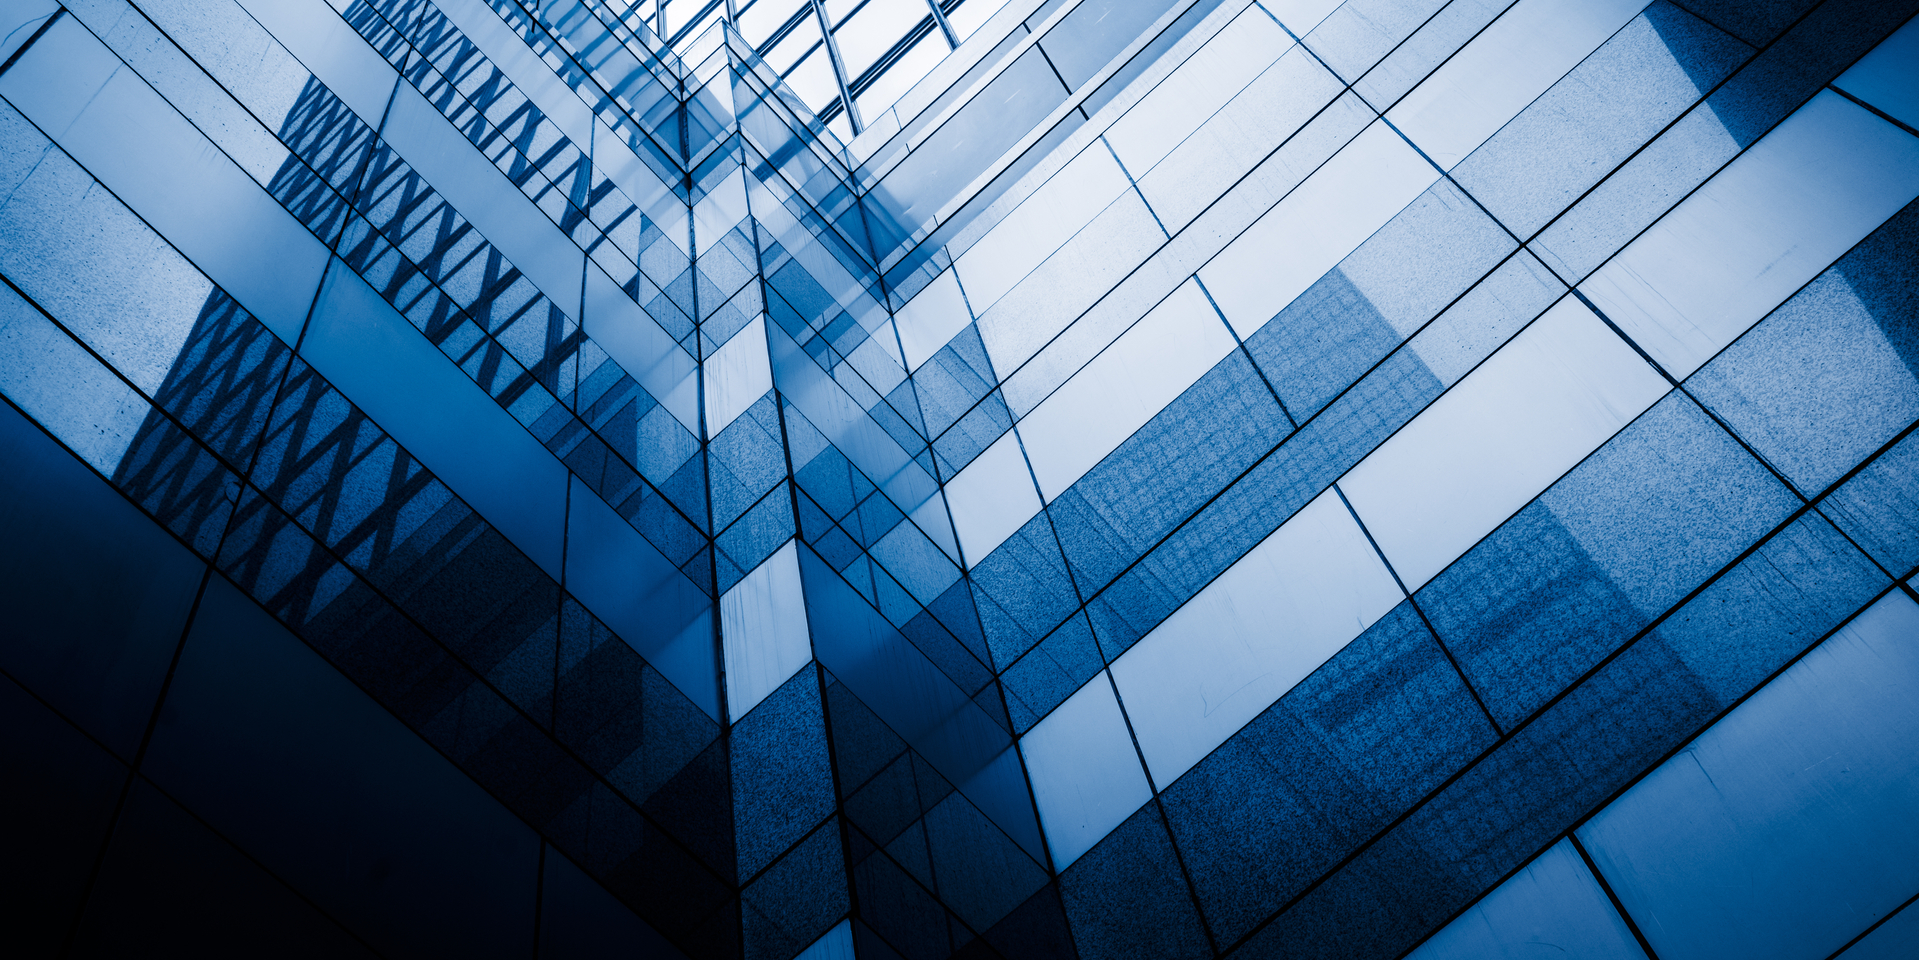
[810,0,864,132]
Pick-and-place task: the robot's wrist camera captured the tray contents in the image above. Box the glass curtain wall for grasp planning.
[2,0,1918,958]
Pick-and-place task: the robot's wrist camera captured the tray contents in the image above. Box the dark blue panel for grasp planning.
[1245,267,1400,422]
[915,326,999,439]
[1689,200,1919,494]
[1159,601,1495,945]
[795,445,873,522]
[846,751,952,847]
[141,576,542,960]
[1671,0,1817,46]
[1659,511,1887,705]
[557,596,718,800]
[550,779,740,956]
[855,840,957,960]
[1419,502,1645,729]
[1058,804,1211,960]
[927,578,993,671]
[847,490,907,550]
[71,781,377,959]
[0,674,128,958]
[717,483,797,594]
[249,358,565,687]
[931,389,1013,477]
[1001,613,1104,733]
[741,820,848,960]
[1084,345,1443,659]
[981,882,1079,960]
[1234,631,1720,960]
[710,396,789,525]
[968,513,1080,669]
[924,794,1049,933]
[539,846,690,960]
[268,78,372,246]
[1050,351,1290,598]
[1641,0,1759,100]
[0,398,204,759]
[1704,0,1919,147]
[731,668,836,880]
[800,546,1043,859]
[144,289,292,467]
[1232,512,1883,958]
[1824,429,1919,578]
[824,672,909,797]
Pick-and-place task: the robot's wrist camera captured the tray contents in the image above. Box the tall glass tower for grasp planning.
[3,0,1918,956]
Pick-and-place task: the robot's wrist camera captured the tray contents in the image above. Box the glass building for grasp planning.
[2,0,1918,955]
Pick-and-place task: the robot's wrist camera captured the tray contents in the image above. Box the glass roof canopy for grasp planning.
[613,0,1014,141]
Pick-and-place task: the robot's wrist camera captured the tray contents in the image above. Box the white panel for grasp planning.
[974,190,1168,381]
[0,0,57,67]
[895,268,975,372]
[1110,489,1404,788]
[1019,279,1237,501]
[704,316,772,437]
[956,144,1134,316]
[1198,120,1438,339]
[1133,42,1347,232]
[1020,673,1154,870]
[693,168,749,255]
[722,542,814,723]
[1580,92,1919,379]
[1386,0,1649,169]
[1340,297,1670,590]
[943,429,1042,567]
[382,83,586,319]
[1104,4,1292,179]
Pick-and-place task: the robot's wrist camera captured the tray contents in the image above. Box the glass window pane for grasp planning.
[783,46,843,115]
[835,0,927,80]
[945,0,1012,41]
[855,27,944,120]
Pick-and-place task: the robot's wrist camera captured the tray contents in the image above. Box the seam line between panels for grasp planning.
[1218,407,1919,955]
[0,267,734,909]
[1822,888,1919,960]
[1331,483,1504,738]
[1568,832,1663,960]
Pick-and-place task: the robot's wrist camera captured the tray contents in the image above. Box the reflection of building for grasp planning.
[3,0,1918,955]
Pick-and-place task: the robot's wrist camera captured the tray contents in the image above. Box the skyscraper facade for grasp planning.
[3,0,1918,956]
